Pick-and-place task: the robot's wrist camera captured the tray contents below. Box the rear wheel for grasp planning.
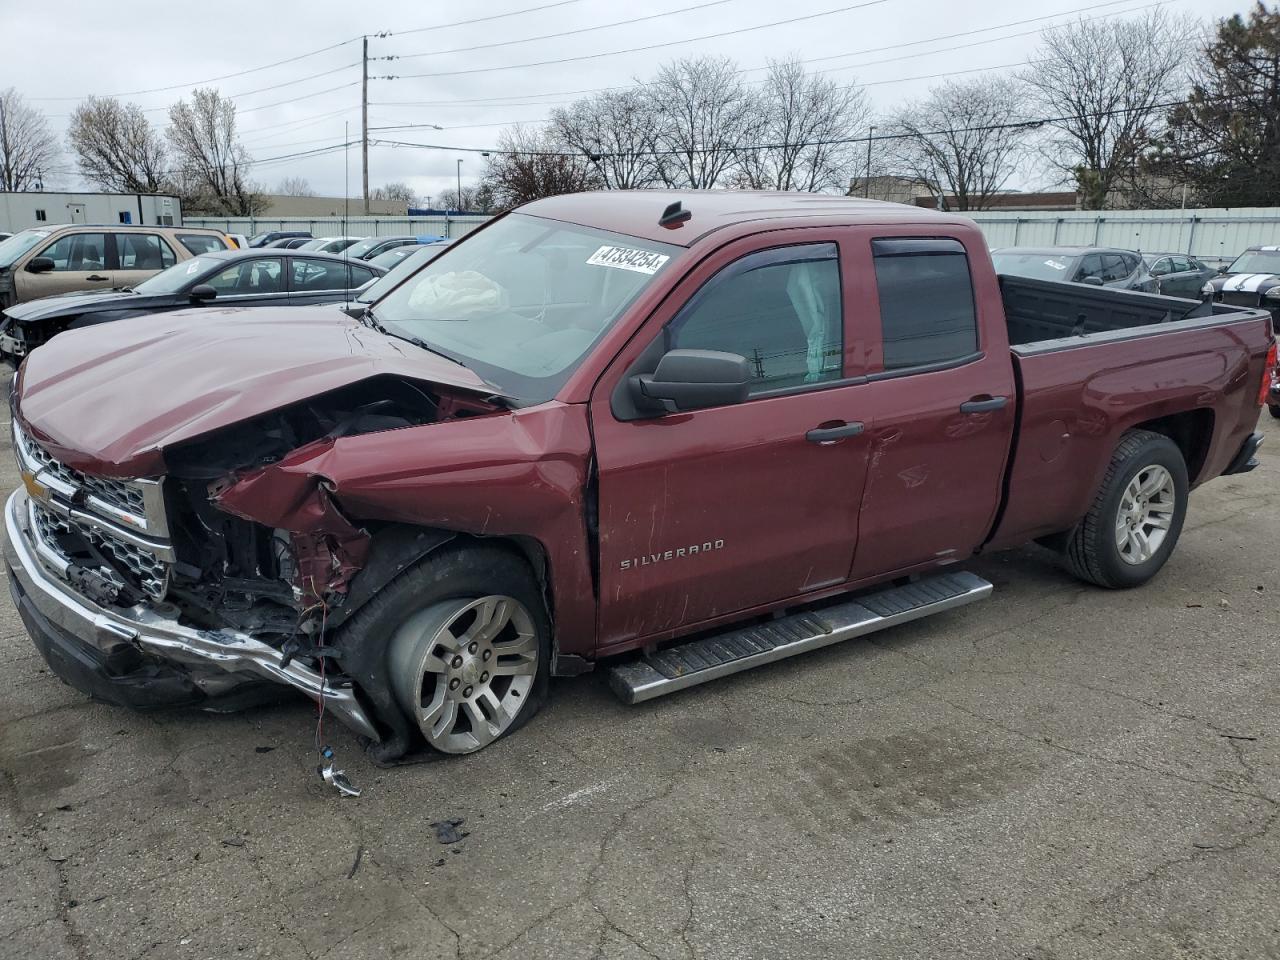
[1269,404,1280,420]
[342,545,550,755]
[1065,430,1188,589]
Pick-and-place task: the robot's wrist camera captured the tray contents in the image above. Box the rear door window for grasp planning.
[116,233,176,270]
[1100,254,1129,282]
[208,258,283,295]
[872,238,978,370]
[291,258,350,291]
[666,243,843,394]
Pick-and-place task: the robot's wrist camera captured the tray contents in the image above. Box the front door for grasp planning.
[591,235,873,651]
[16,231,112,300]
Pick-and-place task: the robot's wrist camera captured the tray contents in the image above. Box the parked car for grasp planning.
[247,230,311,248]
[991,246,1158,292]
[342,235,446,261]
[363,238,453,276]
[0,250,384,363]
[1200,245,1280,320]
[226,233,249,250]
[4,192,1273,763]
[1142,252,1218,298]
[262,236,314,250]
[0,224,232,310]
[298,236,361,254]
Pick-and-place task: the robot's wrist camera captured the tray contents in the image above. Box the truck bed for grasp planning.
[989,277,1273,550]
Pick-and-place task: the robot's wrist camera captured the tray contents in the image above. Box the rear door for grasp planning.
[590,231,873,650]
[112,232,178,289]
[203,256,287,305]
[15,230,112,301]
[847,235,1016,580]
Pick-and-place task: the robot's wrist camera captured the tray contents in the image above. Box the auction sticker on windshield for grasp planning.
[587,245,670,275]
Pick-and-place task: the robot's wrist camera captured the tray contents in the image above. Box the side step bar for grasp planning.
[608,570,992,704]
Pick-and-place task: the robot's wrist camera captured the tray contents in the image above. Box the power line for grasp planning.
[386,0,743,60]
[382,0,586,38]
[366,94,1209,159]
[381,0,896,80]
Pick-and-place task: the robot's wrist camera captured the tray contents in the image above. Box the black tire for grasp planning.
[338,543,551,756]
[1269,404,1280,420]
[1064,429,1188,589]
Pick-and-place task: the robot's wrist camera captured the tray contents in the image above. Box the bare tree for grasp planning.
[886,75,1028,210]
[652,56,758,188]
[371,181,418,206]
[480,126,600,211]
[549,88,664,189]
[1020,10,1190,209]
[166,88,262,215]
[67,97,168,194]
[0,88,60,192]
[734,58,870,192]
[275,175,315,196]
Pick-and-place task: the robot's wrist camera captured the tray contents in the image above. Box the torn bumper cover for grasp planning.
[3,489,379,740]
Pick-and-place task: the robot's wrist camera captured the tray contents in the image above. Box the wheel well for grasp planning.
[1134,409,1214,483]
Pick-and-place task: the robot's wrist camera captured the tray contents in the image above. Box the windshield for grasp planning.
[990,251,1076,281]
[374,214,678,403]
[359,244,450,302]
[1226,250,1280,275]
[0,229,50,268]
[134,256,220,294]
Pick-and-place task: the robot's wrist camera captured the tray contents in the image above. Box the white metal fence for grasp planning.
[186,207,1280,262]
[183,214,491,240]
[964,207,1280,261]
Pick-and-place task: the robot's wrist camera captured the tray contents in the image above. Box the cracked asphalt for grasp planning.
[1,389,1278,960]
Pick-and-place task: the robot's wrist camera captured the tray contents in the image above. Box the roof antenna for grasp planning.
[659,200,692,229]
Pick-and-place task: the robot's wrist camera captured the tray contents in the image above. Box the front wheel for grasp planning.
[341,544,551,756]
[1065,430,1188,589]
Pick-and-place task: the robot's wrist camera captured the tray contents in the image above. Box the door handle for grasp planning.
[86,275,109,282]
[959,396,1008,413]
[805,421,864,443]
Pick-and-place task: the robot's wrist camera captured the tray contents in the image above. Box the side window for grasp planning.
[37,233,107,272]
[348,264,375,287]
[178,234,227,256]
[207,258,283,294]
[667,243,842,394]
[34,209,47,222]
[1149,258,1171,277]
[1100,254,1129,282]
[291,258,349,291]
[117,233,176,270]
[1174,257,1194,272]
[873,238,978,370]
[1076,254,1104,281]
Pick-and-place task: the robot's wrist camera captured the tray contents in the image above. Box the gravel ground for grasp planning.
[1,387,1277,960]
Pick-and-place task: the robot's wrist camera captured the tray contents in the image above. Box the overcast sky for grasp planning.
[4,0,1243,202]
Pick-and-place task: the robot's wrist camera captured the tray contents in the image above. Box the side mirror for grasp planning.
[26,257,54,274]
[1080,276,1105,286]
[189,284,217,302]
[631,349,750,414]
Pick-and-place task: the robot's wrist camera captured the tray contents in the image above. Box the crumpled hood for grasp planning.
[17,307,495,477]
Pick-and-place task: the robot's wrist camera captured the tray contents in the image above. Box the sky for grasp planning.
[1,0,1247,203]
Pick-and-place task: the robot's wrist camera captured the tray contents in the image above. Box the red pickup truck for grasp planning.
[5,192,1275,762]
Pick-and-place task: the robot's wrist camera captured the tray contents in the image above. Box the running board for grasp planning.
[608,571,993,704]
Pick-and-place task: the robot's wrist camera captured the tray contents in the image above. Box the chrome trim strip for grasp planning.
[608,571,994,704]
[4,490,379,742]
[38,495,176,562]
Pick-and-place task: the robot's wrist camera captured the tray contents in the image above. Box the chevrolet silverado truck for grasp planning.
[4,192,1275,763]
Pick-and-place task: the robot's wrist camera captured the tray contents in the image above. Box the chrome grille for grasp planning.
[15,421,174,601]
[15,425,156,530]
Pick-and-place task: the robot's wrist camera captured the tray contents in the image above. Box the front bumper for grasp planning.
[2,488,378,740]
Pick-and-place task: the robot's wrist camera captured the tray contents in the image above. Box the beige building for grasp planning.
[257,194,407,217]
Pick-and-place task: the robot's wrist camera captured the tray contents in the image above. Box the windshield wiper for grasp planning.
[364,307,467,367]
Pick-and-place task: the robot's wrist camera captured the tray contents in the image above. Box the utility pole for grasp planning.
[361,36,369,215]
[863,125,875,199]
